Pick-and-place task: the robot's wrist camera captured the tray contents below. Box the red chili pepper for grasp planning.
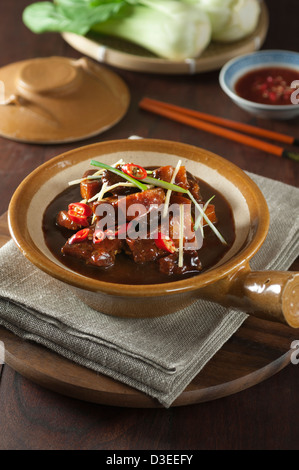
[68,228,90,245]
[254,73,295,105]
[93,229,105,244]
[155,232,176,253]
[68,202,92,226]
[269,91,278,102]
[122,163,147,180]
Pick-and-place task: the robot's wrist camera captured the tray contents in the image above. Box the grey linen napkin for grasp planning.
[0,173,298,408]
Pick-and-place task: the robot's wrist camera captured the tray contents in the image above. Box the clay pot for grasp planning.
[8,139,299,327]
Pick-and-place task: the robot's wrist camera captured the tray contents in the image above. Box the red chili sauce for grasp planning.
[235,67,299,105]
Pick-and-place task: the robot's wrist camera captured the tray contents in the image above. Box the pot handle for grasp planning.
[199,268,299,328]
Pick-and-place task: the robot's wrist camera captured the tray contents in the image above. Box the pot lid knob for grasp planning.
[17,57,79,95]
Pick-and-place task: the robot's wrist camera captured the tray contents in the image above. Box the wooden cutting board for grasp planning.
[0,211,298,408]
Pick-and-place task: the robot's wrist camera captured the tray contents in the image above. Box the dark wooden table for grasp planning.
[0,0,298,450]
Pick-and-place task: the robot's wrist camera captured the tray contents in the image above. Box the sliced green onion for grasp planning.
[143,176,188,194]
[90,160,148,191]
[188,191,227,245]
[90,159,124,178]
[194,195,215,232]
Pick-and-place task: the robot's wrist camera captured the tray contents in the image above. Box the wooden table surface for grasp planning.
[0,0,298,450]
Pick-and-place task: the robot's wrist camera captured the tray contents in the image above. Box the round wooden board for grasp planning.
[0,212,297,408]
[62,2,269,75]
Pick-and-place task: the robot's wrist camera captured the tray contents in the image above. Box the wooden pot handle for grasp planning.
[200,269,299,328]
[234,270,299,327]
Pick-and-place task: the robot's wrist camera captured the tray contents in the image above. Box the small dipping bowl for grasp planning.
[219,50,299,120]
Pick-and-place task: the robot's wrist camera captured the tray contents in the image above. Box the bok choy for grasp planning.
[23,0,212,60]
[183,0,261,42]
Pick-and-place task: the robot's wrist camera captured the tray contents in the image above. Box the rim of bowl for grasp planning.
[8,139,270,298]
[219,49,299,111]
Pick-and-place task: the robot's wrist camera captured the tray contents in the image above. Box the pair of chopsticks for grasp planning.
[139,97,299,162]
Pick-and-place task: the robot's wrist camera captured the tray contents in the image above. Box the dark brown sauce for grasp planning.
[235,66,299,105]
[42,177,235,285]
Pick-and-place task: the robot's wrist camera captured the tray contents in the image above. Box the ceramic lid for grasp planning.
[0,56,130,144]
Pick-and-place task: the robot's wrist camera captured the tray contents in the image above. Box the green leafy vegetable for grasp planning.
[23,0,132,35]
[92,0,211,60]
[23,0,211,60]
[23,0,261,59]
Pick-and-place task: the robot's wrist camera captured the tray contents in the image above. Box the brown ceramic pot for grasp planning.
[8,139,299,327]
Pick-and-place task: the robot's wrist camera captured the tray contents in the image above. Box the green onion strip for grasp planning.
[194,195,215,232]
[188,191,227,245]
[90,160,148,191]
[142,176,187,193]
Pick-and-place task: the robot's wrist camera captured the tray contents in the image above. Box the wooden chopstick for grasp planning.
[139,97,299,161]
[140,97,298,146]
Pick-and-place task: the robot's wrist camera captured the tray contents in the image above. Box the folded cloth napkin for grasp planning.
[0,172,298,408]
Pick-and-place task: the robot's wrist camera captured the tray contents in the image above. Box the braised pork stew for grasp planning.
[43,163,235,285]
